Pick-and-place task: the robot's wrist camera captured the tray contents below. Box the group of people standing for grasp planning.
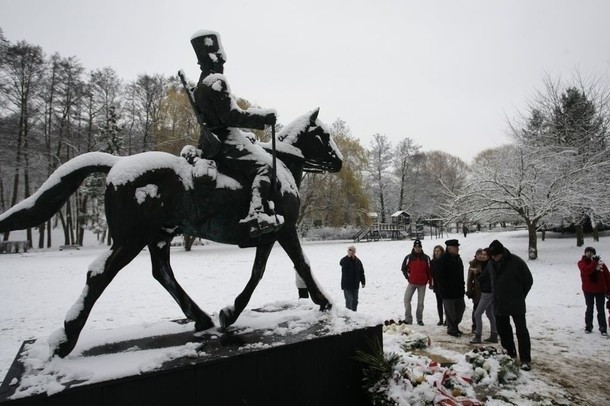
[399,238,534,371]
[338,237,610,374]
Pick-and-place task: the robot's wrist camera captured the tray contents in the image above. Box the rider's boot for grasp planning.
[240,207,284,238]
[240,185,284,238]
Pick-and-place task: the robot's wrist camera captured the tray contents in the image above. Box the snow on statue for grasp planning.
[0,30,342,358]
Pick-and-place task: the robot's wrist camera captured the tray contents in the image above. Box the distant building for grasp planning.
[390,211,411,225]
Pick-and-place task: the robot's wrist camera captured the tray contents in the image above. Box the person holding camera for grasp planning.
[577,247,610,335]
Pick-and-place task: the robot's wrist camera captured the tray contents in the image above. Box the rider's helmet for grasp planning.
[191,30,226,73]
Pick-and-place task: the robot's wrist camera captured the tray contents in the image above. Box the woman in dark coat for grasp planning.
[429,245,445,326]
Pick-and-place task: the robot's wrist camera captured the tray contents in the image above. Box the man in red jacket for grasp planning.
[401,240,431,325]
[578,247,610,335]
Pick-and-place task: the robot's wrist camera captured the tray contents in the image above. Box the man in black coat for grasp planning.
[340,246,366,311]
[488,239,534,371]
[435,239,466,337]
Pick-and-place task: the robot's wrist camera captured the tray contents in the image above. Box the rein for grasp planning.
[271,124,277,191]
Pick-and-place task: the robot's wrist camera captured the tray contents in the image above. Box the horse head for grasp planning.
[276,109,343,173]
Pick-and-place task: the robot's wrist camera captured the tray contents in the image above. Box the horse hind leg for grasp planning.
[148,238,214,331]
[219,241,275,329]
[50,243,144,358]
[278,228,331,311]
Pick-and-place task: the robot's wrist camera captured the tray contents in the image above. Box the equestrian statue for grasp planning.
[0,30,342,357]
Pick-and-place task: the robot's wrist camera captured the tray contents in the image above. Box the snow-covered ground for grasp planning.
[1,229,609,404]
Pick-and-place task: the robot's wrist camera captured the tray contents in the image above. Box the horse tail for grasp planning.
[0,152,119,232]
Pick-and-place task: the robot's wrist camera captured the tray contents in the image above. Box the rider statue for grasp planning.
[190,30,283,238]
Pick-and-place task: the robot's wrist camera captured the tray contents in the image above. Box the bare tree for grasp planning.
[0,41,45,242]
[422,150,469,227]
[87,67,123,152]
[129,73,168,152]
[393,137,421,212]
[367,133,394,223]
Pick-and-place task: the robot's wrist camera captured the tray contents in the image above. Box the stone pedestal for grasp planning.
[0,311,381,406]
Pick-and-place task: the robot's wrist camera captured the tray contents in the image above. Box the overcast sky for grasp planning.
[1,0,609,162]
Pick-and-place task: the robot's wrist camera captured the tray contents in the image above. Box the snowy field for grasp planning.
[1,229,610,404]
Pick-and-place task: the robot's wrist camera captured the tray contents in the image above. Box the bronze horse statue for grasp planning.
[0,108,341,357]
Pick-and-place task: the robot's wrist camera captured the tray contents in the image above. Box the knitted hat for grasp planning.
[584,247,597,255]
[488,240,505,256]
[413,239,422,247]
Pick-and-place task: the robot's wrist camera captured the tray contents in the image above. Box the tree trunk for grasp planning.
[24,147,32,247]
[46,218,52,248]
[576,224,584,247]
[398,172,406,211]
[593,223,600,242]
[5,126,23,241]
[527,220,538,260]
[38,223,45,249]
[59,209,69,245]
[379,187,386,224]
[77,194,88,246]
[66,198,74,245]
[184,235,196,251]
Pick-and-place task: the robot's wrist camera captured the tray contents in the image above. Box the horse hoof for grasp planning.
[51,338,76,358]
[219,306,236,329]
[320,302,332,312]
[48,328,74,358]
[194,319,214,331]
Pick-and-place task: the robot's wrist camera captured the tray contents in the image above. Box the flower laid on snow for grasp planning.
[463,346,520,384]
[355,330,482,406]
[383,320,431,350]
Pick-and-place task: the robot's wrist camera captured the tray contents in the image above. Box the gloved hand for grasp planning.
[264,112,277,126]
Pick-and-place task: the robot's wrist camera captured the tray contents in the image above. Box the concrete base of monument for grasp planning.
[0,301,382,406]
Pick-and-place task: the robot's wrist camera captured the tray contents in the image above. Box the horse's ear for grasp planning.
[309,108,320,125]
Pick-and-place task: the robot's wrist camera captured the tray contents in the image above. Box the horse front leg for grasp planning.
[148,238,214,331]
[219,241,275,328]
[50,243,144,358]
[278,228,332,311]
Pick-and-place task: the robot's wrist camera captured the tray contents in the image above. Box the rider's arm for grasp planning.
[205,74,275,130]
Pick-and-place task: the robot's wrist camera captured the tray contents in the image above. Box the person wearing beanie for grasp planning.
[435,239,466,337]
[577,247,610,335]
[488,239,533,371]
[400,240,431,325]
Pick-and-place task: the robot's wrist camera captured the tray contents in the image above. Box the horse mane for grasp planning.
[257,112,313,160]
[276,112,312,144]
